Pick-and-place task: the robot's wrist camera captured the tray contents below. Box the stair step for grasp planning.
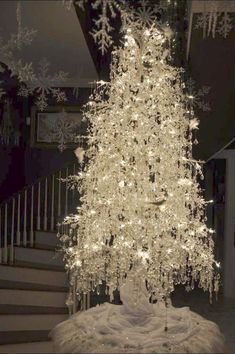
[0,279,68,292]
[0,265,67,288]
[0,330,49,345]
[14,247,64,269]
[0,314,67,331]
[0,289,67,307]
[0,305,68,315]
[13,261,64,271]
[0,341,53,353]
[35,230,59,249]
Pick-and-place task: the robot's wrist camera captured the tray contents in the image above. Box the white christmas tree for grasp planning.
[62,23,219,302]
[52,21,225,354]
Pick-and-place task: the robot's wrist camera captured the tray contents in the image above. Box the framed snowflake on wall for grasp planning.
[30,106,86,151]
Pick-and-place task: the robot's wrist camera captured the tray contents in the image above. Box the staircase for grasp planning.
[0,162,79,353]
[0,230,68,353]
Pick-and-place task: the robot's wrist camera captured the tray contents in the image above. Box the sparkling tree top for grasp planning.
[60,22,219,302]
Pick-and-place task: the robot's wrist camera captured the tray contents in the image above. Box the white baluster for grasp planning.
[51,175,55,230]
[16,194,21,245]
[4,203,8,263]
[44,178,48,231]
[65,168,68,216]
[0,208,2,264]
[37,182,41,230]
[10,198,15,264]
[23,190,27,246]
[58,171,61,218]
[30,185,34,247]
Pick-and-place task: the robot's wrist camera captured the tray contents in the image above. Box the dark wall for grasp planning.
[190,14,235,161]
[0,88,91,203]
[0,146,25,202]
[23,147,76,186]
[0,78,26,202]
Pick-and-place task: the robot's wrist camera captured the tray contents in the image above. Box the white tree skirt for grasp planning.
[51,279,225,353]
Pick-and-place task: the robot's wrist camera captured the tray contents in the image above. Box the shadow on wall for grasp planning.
[0,145,25,203]
[0,88,92,203]
[24,146,77,186]
[190,14,235,161]
[0,145,77,203]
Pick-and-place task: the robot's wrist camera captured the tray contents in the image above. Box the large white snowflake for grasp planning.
[75,0,169,54]
[91,0,123,55]
[131,0,167,27]
[18,58,67,111]
[0,1,68,110]
[45,109,80,152]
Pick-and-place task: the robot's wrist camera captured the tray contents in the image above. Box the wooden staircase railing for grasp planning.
[0,161,79,265]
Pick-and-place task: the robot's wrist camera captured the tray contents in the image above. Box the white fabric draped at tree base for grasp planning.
[51,277,225,353]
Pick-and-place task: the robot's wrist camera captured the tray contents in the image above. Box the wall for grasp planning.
[0,88,91,203]
[0,146,25,202]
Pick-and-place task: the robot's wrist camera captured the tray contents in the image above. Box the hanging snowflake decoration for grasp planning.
[0,18,37,77]
[195,11,233,39]
[185,78,211,112]
[74,0,169,54]
[194,13,209,38]
[0,1,68,110]
[217,12,233,38]
[18,58,67,111]
[61,0,74,10]
[91,0,123,55]
[49,109,80,152]
[131,0,167,28]
[0,0,37,70]
[72,0,123,54]
[75,0,87,10]
[194,0,234,39]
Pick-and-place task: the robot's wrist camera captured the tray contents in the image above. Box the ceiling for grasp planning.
[0,0,98,87]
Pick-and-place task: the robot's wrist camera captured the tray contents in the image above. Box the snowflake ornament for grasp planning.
[132,0,167,28]
[185,78,211,112]
[0,1,68,110]
[91,0,123,55]
[74,0,122,54]
[18,58,67,111]
[195,0,234,39]
[49,110,80,152]
[75,0,169,54]
[217,12,233,38]
[61,0,74,10]
[194,13,209,38]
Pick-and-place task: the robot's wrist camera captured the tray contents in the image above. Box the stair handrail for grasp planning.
[0,158,79,207]
[0,158,80,264]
